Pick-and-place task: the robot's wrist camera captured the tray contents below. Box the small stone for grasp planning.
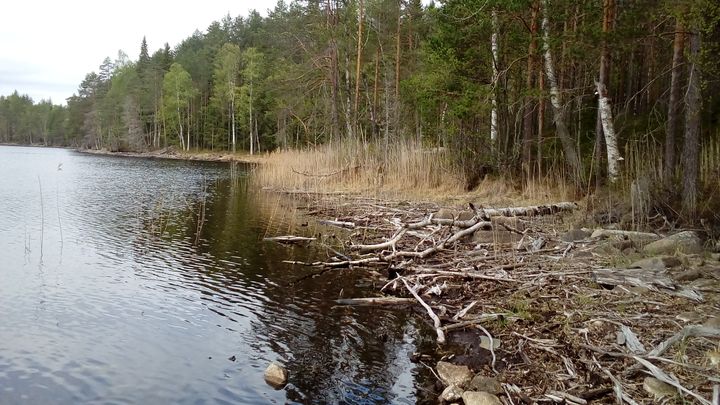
[643,231,703,255]
[561,228,591,242]
[468,375,502,394]
[479,336,501,351]
[704,317,720,329]
[673,268,703,282]
[642,377,677,399]
[436,361,474,388]
[707,350,720,366]
[630,256,682,271]
[462,391,503,405]
[439,384,464,402]
[264,362,288,389]
[676,311,703,323]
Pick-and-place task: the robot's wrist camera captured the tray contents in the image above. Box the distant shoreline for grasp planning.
[74,147,264,165]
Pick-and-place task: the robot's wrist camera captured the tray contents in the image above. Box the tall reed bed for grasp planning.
[254,139,465,200]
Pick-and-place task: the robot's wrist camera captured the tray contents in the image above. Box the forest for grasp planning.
[1,0,719,220]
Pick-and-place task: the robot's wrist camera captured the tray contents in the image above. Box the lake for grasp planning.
[0,145,435,404]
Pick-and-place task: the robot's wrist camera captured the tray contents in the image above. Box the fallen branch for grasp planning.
[336,297,415,306]
[264,235,316,244]
[401,277,446,344]
[318,219,356,229]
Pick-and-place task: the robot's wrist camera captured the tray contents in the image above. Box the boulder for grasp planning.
[561,228,591,242]
[439,384,464,402]
[462,391,503,405]
[591,229,661,244]
[643,231,702,255]
[436,361,473,388]
[468,376,502,394]
[629,256,682,271]
[264,362,288,389]
[673,268,703,282]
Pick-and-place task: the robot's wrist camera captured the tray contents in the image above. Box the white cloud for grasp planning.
[0,0,278,104]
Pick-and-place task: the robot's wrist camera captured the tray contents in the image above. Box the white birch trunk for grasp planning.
[490,9,499,145]
[231,90,236,153]
[249,77,254,155]
[596,81,621,182]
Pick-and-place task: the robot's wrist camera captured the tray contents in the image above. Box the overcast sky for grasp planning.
[0,0,278,104]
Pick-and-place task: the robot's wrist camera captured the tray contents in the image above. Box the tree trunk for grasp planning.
[523,1,539,176]
[354,0,364,131]
[231,97,236,153]
[249,76,254,155]
[394,0,402,137]
[665,20,685,185]
[682,29,701,215]
[598,0,620,183]
[490,8,499,145]
[541,0,583,184]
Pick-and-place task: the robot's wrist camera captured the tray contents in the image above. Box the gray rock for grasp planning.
[439,384,464,402]
[676,311,703,323]
[704,317,720,329]
[591,229,661,244]
[642,376,676,399]
[630,256,682,271]
[643,231,703,255]
[561,228,591,242]
[479,336,501,351]
[436,361,473,388]
[462,391,503,405]
[673,268,703,282]
[468,375,502,394]
[264,362,288,389]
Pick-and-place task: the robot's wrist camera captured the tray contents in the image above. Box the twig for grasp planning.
[475,324,498,373]
[401,277,446,344]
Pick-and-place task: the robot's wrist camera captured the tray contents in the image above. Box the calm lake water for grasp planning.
[0,146,435,404]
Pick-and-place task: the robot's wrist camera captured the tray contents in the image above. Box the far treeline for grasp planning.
[1,0,719,216]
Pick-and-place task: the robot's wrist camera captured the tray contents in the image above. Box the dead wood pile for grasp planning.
[278,196,720,404]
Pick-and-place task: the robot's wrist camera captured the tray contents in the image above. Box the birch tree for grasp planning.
[162,63,196,151]
[597,0,621,183]
[490,8,499,145]
[213,43,242,153]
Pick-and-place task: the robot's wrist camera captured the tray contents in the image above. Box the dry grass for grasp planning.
[254,139,464,201]
[253,139,575,205]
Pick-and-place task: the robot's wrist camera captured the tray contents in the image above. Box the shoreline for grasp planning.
[74,147,266,165]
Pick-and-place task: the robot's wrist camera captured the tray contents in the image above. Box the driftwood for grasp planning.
[336,297,415,306]
[264,235,316,244]
[318,219,356,229]
[277,197,720,402]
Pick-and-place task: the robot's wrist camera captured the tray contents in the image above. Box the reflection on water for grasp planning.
[0,146,435,404]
